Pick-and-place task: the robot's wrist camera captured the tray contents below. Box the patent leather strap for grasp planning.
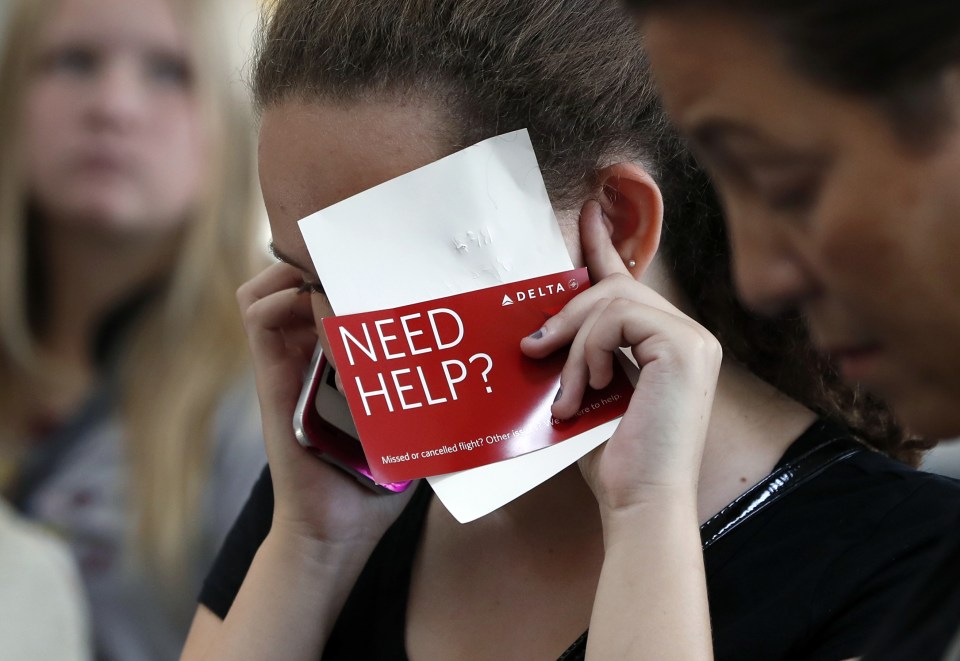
[555,435,867,661]
[699,436,866,551]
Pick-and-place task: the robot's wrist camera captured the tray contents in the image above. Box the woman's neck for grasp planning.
[31,221,179,417]
[40,223,178,364]
[696,359,817,521]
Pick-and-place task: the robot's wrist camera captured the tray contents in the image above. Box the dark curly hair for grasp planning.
[253,0,926,464]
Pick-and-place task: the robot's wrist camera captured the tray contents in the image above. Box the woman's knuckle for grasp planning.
[607,296,634,314]
[242,299,266,326]
[236,282,252,305]
[608,272,634,288]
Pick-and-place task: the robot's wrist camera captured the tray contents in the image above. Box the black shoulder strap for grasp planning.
[699,436,866,550]
[556,435,867,661]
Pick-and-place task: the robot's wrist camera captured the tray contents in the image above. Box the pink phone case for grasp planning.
[293,344,413,494]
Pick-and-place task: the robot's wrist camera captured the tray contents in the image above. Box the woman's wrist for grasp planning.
[202,519,374,661]
[589,483,711,661]
[266,517,378,577]
[598,483,699,543]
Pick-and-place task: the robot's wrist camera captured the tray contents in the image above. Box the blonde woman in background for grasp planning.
[0,0,266,659]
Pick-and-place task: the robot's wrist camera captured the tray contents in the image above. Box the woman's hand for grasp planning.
[522,200,718,660]
[184,263,416,661]
[237,263,415,551]
[521,200,722,515]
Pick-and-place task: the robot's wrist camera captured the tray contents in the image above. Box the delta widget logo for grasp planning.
[500,278,579,307]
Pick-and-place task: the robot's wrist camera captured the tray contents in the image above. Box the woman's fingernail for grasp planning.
[553,386,563,403]
[529,327,545,340]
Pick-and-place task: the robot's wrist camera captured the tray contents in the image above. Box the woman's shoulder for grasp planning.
[784,449,960,659]
[706,418,960,600]
[808,439,960,528]
[777,419,960,525]
[705,424,960,660]
[708,421,960,577]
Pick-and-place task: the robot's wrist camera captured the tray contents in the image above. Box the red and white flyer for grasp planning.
[322,267,632,483]
[299,129,636,522]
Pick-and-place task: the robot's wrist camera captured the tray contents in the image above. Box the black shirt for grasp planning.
[200,421,960,660]
[861,518,960,660]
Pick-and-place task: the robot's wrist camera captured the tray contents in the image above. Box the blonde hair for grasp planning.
[0,0,263,591]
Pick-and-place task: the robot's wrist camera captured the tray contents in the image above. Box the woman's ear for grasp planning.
[591,162,664,276]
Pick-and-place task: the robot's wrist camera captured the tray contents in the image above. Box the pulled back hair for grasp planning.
[253,0,924,464]
[626,0,960,146]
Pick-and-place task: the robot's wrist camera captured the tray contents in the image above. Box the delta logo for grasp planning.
[501,278,579,307]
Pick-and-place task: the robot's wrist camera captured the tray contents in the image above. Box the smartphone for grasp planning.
[293,342,413,494]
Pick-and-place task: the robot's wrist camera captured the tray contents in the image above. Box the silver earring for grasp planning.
[627,259,637,269]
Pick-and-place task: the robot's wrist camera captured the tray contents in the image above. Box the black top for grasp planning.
[200,421,960,660]
[861,519,960,660]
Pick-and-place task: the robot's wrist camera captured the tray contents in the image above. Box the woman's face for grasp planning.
[258,99,460,362]
[22,0,205,235]
[260,98,587,365]
[643,13,960,437]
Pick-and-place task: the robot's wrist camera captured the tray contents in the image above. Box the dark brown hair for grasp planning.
[626,0,960,146]
[253,0,925,464]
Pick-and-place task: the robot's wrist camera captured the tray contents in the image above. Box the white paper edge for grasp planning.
[428,418,621,523]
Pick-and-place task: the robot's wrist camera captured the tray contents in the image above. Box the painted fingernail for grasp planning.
[553,386,563,403]
[528,327,544,340]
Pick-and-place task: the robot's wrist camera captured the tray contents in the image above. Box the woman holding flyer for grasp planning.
[183,1,960,660]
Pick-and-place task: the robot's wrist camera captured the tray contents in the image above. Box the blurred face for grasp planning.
[643,12,960,437]
[258,99,457,363]
[22,0,206,235]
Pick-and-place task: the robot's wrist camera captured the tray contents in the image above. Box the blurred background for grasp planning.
[0,1,268,660]
[0,2,958,661]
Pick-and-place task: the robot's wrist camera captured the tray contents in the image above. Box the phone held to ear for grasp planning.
[293,343,413,494]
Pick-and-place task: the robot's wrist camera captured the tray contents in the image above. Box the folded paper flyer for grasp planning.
[299,129,633,522]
